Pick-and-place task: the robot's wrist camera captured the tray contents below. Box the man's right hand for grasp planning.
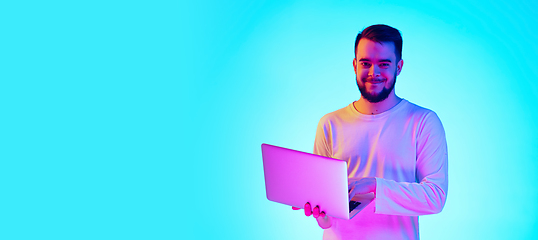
[292,202,332,229]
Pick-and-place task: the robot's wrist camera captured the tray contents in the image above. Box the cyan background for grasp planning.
[1,0,537,239]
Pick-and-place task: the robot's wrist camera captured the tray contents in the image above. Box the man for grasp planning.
[293,24,448,239]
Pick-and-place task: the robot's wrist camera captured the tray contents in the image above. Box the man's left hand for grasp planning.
[348,177,376,200]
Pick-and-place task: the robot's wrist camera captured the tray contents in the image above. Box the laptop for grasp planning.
[261,143,374,220]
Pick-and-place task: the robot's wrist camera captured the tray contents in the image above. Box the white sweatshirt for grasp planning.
[314,99,448,240]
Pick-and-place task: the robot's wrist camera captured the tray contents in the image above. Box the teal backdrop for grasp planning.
[2,0,537,239]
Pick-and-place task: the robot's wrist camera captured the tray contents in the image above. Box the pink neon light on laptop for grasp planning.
[261,143,374,220]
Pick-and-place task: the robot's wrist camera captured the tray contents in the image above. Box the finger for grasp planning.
[320,211,326,218]
[313,206,320,218]
[348,187,355,200]
[292,206,301,210]
[348,180,356,189]
[348,184,355,193]
[304,202,312,217]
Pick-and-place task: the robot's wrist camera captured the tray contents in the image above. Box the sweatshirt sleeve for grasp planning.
[313,116,332,158]
[374,111,448,216]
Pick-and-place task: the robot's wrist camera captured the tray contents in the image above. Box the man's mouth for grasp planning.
[364,77,386,84]
[366,79,385,84]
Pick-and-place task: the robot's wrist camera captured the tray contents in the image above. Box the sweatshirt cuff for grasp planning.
[373,177,386,214]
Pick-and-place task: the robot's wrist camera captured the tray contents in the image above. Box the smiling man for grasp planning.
[294,24,448,239]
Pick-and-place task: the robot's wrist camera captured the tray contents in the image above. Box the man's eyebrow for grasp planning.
[358,58,392,63]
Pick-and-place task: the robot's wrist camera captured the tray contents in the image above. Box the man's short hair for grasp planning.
[354,24,403,61]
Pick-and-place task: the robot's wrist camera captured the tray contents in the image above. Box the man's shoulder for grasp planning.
[402,100,444,130]
[318,103,354,123]
[402,100,438,118]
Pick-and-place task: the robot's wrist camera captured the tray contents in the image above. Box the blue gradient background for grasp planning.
[2,1,537,239]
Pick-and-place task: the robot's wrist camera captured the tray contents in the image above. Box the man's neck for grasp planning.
[353,93,402,115]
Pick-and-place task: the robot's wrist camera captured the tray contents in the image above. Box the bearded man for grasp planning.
[294,24,448,240]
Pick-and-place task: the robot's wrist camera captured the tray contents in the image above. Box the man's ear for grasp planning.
[396,59,404,76]
[353,58,357,75]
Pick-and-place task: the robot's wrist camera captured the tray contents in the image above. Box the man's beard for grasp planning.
[356,72,397,103]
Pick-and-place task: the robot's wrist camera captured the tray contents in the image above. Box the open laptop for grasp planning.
[261,143,374,220]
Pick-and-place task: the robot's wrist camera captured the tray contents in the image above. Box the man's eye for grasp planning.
[361,62,371,67]
[380,63,390,67]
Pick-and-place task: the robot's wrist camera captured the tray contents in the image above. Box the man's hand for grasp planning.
[348,177,376,200]
[292,202,332,229]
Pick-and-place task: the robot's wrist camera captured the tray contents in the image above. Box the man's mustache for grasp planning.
[363,77,386,83]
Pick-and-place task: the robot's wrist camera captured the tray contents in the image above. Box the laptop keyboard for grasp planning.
[349,201,361,213]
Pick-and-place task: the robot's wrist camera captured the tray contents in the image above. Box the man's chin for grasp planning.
[366,92,382,99]
[363,91,389,103]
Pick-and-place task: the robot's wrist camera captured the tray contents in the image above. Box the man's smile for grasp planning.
[364,77,386,83]
[364,79,386,85]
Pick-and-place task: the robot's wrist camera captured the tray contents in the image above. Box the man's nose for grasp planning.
[368,65,380,77]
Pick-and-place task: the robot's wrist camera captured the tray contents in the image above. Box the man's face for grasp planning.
[353,38,403,103]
